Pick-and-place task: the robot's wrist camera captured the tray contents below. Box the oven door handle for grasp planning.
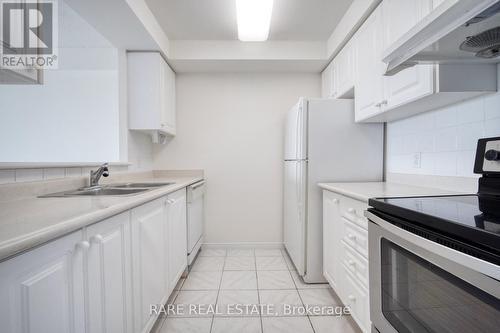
[366,211,500,283]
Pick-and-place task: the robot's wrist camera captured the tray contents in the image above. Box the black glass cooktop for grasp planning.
[369,194,500,258]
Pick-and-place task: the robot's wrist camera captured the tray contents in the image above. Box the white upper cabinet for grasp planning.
[382,0,434,112]
[321,61,333,98]
[128,52,176,139]
[330,60,338,98]
[0,231,86,333]
[354,0,497,123]
[354,4,385,122]
[334,38,357,99]
[322,61,337,98]
[322,37,357,100]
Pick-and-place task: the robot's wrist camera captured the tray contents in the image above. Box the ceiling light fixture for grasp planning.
[236,0,274,42]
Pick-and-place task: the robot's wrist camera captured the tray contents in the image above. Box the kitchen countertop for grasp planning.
[318,182,468,203]
[0,172,203,262]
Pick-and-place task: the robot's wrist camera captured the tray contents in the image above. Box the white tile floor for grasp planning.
[154,248,361,333]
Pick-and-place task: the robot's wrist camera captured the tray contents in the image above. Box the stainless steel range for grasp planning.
[366,137,500,333]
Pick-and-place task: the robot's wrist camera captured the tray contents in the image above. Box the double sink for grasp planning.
[40,182,175,198]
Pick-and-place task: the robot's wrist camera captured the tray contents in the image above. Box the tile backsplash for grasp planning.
[0,165,129,185]
[387,91,500,178]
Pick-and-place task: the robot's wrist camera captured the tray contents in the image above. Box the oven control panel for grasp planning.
[475,137,500,174]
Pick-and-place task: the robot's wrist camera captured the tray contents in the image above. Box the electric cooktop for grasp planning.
[369,136,500,261]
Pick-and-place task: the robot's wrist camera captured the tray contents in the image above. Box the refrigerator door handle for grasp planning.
[296,162,300,217]
[297,161,303,220]
[296,106,301,159]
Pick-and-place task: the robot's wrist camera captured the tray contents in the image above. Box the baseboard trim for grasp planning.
[202,242,284,249]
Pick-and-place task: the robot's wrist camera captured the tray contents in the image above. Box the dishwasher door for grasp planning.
[187,181,205,265]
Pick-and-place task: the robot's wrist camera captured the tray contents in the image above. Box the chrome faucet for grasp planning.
[89,163,109,187]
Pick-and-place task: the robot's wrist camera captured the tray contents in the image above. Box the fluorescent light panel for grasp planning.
[236,0,274,42]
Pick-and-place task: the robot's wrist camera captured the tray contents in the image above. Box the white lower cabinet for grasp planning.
[166,189,188,292]
[322,191,342,290]
[322,190,371,332]
[131,197,169,333]
[86,212,133,333]
[0,231,86,333]
[130,189,188,333]
[0,188,192,333]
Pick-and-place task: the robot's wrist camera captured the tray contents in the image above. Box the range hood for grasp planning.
[383,0,500,75]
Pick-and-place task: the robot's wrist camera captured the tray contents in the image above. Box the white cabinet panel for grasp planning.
[167,189,188,292]
[86,212,132,333]
[330,60,338,98]
[160,58,176,135]
[321,63,332,98]
[131,198,168,333]
[322,190,371,332]
[382,0,434,112]
[343,267,370,332]
[334,39,356,99]
[322,191,342,291]
[354,5,385,122]
[0,231,85,333]
[355,0,495,123]
[321,61,336,99]
[128,52,176,138]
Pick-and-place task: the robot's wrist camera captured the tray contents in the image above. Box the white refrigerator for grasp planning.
[283,98,383,283]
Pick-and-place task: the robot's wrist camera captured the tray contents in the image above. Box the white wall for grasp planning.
[0,2,120,163]
[386,65,500,179]
[153,73,320,244]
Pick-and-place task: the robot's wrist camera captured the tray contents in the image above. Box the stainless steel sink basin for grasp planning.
[39,186,151,198]
[39,182,175,198]
[68,187,149,196]
[108,182,175,189]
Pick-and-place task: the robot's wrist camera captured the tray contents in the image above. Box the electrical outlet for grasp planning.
[413,152,422,169]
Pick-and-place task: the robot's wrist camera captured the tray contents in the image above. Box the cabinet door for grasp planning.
[329,60,338,98]
[0,231,86,333]
[354,5,385,122]
[160,59,176,135]
[382,0,434,111]
[322,191,342,291]
[167,189,188,292]
[86,212,132,333]
[127,53,162,130]
[335,40,356,98]
[321,63,332,98]
[131,198,168,333]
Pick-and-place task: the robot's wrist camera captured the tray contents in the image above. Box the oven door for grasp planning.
[367,212,500,333]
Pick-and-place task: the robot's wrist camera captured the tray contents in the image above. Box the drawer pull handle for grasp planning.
[348,295,356,302]
[90,234,104,244]
[347,208,356,214]
[167,198,175,204]
[332,199,339,204]
[75,241,90,251]
[348,260,356,267]
[347,234,356,241]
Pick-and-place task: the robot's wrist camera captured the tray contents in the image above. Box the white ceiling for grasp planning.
[145,0,353,41]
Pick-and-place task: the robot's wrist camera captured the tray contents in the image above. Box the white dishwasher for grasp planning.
[187,180,205,266]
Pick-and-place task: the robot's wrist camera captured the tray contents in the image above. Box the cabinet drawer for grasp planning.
[342,218,368,258]
[342,265,370,332]
[341,240,368,288]
[339,196,368,230]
